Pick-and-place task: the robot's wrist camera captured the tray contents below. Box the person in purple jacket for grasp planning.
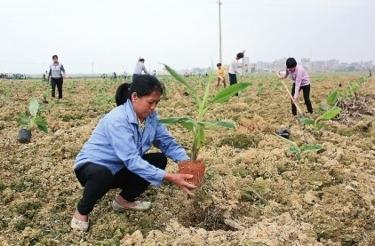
[278,57,313,115]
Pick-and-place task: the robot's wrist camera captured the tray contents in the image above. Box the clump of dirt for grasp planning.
[179,204,234,231]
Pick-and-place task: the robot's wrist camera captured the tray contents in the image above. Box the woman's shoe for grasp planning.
[70,216,89,232]
[111,199,151,212]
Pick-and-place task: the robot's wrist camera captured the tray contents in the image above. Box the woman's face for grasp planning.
[131,91,161,120]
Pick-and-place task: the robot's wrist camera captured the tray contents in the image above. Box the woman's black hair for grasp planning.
[217,63,222,67]
[286,57,297,68]
[236,52,244,59]
[52,55,58,59]
[138,58,145,62]
[115,74,163,106]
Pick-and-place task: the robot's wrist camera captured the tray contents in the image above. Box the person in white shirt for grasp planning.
[228,51,245,96]
[133,58,149,82]
[47,55,66,99]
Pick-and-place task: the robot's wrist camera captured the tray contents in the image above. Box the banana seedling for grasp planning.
[274,134,322,161]
[160,65,251,160]
[17,99,48,143]
[299,106,341,130]
[160,65,251,185]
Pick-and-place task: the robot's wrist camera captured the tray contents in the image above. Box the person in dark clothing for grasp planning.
[47,55,66,99]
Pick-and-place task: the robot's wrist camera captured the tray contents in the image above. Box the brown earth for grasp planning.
[0,73,374,245]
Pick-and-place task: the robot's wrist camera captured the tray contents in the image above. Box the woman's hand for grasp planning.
[276,71,284,79]
[164,173,197,196]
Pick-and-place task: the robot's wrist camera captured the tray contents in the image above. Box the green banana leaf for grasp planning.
[33,116,48,133]
[299,116,315,125]
[300,144,322,153]
[163,65,198,103]
[29,99,39,117]
[201,120,235,129]
[211,83,251,104]
[326,90,339,107]
[18,113,30,127]
[318,106,341,121]
[159,117,195,131]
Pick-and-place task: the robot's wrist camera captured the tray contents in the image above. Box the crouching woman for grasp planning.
[71,75,195,231]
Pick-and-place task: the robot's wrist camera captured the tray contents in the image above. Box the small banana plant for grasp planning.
[160,65,251,160]
[18,99,48,143]
[274,134,322,161]
[299,106,342,129]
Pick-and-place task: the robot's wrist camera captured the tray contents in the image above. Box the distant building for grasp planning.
[242,57,250,74]
[252,58,373,73]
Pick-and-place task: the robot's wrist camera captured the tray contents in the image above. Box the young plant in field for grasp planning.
[274,134,322,161]
[160,65,251,160]
[299,106,342,129]
[326,90,340,108]
[268,74,364,132]
[302,76,367,129]
[159,65,251,185]
[18,98,48,143]
[347,83,360,98]
[299,87,342,129]
[343,76,367,99]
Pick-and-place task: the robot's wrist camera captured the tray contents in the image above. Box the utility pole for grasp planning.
[91,61,94,74]
[218,0,222,63]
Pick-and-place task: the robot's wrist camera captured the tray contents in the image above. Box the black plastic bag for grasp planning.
[18,128,32,143]
[276,128,290,139]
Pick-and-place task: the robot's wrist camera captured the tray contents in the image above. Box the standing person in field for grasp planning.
[70,75,196,232]
[47,55,66,99]
[228,51,245,95]
[216,63,227,88]
[278,57,313,116]
[133,58,149,82]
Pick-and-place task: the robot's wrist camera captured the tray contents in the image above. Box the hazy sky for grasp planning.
[0,0,374,74]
